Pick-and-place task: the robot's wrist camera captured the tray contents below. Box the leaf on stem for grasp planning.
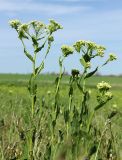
[24,49,34,62]
[85,67,98,79]
[35,61,44,75]
[83,53,91,62]
[80,57,86,68]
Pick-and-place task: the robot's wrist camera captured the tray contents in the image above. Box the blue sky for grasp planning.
[0,0,122,75]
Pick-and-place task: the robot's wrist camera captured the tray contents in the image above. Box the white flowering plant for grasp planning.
[9,19,62,159]
[53,40,118,160]
[8,19,119,160]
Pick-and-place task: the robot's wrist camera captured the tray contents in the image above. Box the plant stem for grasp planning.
[55,62,62,98]
[94,121,108,160]
[87,111,95,133]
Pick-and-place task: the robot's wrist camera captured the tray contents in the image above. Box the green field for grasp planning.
[0,74,122,159]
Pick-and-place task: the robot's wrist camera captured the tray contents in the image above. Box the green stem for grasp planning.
[67,122,69,139]
[68,95,72,111]
[0,145,4,160]
[55,63,62,97]
[31,53,36,118]
[31,96,34,118]
[87,111,95,133]
[82,69,87,93]
[94,122,107,160]
[67,87,73,139]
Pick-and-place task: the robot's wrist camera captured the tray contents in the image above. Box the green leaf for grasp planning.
[85,67,98,79]
[55,77,59,85]
[28,74,33,94]
[35,61,44,75]
[32,36,38,46]
[45,143,51,159]
[94,101,106,111]
[80,57,86,68]
[24,49,34,62]
[35,44,45,53]
[83,53,91,62]
[33,84,37,95]
[52,119,56,130]
[37,36,45,41]
[88,145,97,157]
[56,105,60,118]
[108,110,118,119]
[59,130,63,142]
[33,95,36,105]
[69,85,73,96]
[64,110,69,123]
[59,56,63,67]
[77,83,83,93]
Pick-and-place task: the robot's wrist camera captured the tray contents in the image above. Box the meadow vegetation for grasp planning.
[0,19,121,160]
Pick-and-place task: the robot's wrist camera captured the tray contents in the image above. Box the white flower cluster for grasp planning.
[97,81,113,102]
[9,19,62,40]
[30,21,46,32]
[61,45,74,57]
[18,24,28,32]
[96,45,106,57]
[73,40,86,53]
[105,91,113,99]
[109,53,117,61]
[97,81,111,90]
[9,20,21,29]
[73,40,106,57]
[48,19,63,34]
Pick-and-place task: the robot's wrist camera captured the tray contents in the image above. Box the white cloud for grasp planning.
[0,0,91,15]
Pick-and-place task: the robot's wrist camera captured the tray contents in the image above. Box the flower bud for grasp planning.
[109,53,117,61]
[96,45,106,57]
[97,81,111,90]
[18,24,28,32]
[105,91,113,100]
[61,45,74,57]
[73,40,85,52]
[48,19,63,33]
[9,19,21,29]
[71,69,80,77]
[48,35,54,42]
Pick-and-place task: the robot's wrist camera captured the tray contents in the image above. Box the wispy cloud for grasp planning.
[0,0,91,15]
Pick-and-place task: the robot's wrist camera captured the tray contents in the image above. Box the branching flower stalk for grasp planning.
[60,40,117,159]
[61,45,74,139]
[73,40,116,125]
[8,20,119,159]
[9,19,62,159]
[55,56,65,115]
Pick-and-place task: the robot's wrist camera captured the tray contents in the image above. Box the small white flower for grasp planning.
[18,24,28,32]
[109,53,117,61]
[105,91,113,99]
[9,19,21,29]
[48,19,63,33]
[61,45,74,57]
[97,81,111,90]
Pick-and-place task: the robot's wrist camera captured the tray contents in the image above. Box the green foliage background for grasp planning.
[0,74,122,159]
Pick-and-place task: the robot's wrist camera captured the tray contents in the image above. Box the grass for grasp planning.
[0,74,122,159]
[0,73,122,86]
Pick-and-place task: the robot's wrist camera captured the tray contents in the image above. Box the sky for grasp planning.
[0,0,122,75]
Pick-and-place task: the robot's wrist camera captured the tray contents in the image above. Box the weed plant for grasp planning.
[0,19,119,160]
